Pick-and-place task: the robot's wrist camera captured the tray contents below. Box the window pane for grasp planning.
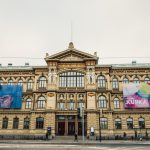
[99,96,106,108]
[8,79,13,85]
[36,117,44,129]
[27,79,33,90]
[39,77,47,88]
[2,117,8,129]
[100,118,108,129]
[37,97,45,108]
[115,118,122,129]
[139,118,145,129]
[133,78,140,84]
[13,118,19,129]
[26,98,32,109]
[24,118,30,129]
[144,78,150,84]
[114,98,120,109]
[98,76,106,88]
[59,72,84,88]
[123,78,129,84]
[112,78,119,89]
[127,118,133,129]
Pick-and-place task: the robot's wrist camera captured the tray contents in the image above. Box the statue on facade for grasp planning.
[86,69,95,84]
[48,69,57,84]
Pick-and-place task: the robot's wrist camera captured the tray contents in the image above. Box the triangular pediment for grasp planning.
[45,42,98,62]
[60,54,83,61]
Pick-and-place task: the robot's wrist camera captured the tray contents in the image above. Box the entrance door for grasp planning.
[68,122,75,135]
[58,122,65,135]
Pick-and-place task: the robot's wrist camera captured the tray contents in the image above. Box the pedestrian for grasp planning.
[46,132,48,140]
[74,131,78,142]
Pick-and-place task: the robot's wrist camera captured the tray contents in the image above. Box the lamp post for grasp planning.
[99,109,102,142]
[82,106,85,142]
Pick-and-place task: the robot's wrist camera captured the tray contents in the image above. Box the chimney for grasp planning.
[25,62,29,66]
[94,52,97,56]
[132,61,136,65]
[8,63,12,66]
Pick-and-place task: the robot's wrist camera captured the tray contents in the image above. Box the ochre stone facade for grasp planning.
[0,42,150,139]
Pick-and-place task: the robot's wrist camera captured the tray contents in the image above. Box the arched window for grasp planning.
[27,79,33,90]
[39,76,47,88]
[59,72,84,88]
[127,118,133,129]
[8,79,13,85]
[97,76,106,88]
[114,98,120,109]
[36,117,44,129]
[133,77,140,84]
[115,118,122,129]
[100,118,108,129]
[2,117,8,129]
[144,77,150,84]
[37,96,45,108]
[23,117,30,129]
[139,118,145,129]
[25,98,32,109]
[98,96,107,108]
[18,79,23,86]
[0,79,3,85]
[13,117,19,129]
[123,78,129,84]
[112,78,119,89]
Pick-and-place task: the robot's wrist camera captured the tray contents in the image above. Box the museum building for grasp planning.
[0,42,150,139]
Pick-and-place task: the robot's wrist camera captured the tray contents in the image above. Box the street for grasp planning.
[0,144,149,150]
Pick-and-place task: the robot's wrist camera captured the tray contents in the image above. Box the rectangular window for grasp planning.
[2,118,8,129]
[13,118,19,129]
[59,72,84,88]
[100,118,108,129]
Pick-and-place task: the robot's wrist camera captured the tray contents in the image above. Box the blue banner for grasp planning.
[0,85,22,108]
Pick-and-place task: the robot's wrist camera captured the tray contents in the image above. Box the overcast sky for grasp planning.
[0,0,150,66]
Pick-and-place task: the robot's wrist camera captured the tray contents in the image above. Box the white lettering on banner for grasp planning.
[125,98,148,105]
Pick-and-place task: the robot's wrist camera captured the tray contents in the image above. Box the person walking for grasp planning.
[74,131,78,142]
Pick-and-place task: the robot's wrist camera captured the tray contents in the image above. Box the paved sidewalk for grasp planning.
[0,139,150,145]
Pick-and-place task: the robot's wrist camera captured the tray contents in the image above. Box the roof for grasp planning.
[45,42,98,62]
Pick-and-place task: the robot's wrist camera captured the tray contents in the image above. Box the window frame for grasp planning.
[114,98,120,109]
[100,118,108,129]
[59,72,84,88]
[13,117,19,129]
[97,75,106,88]
[37,96,45,108]
[25,98,32,109]
[36,117,44,129]
[27,79,33,90]
[138,118,145,129]
[127,118,133,129]
[115,118,122,129]
[23,117,30,129]
[38,76,47,88]
[98,96,107,108]
[112,78,119,89]
[2,117,8,129]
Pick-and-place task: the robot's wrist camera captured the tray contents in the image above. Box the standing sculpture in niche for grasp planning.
[48,69,57,84]
[86,68,95,84]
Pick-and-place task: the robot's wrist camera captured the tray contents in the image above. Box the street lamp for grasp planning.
[82,106,85,142]
[99,109,102,142]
